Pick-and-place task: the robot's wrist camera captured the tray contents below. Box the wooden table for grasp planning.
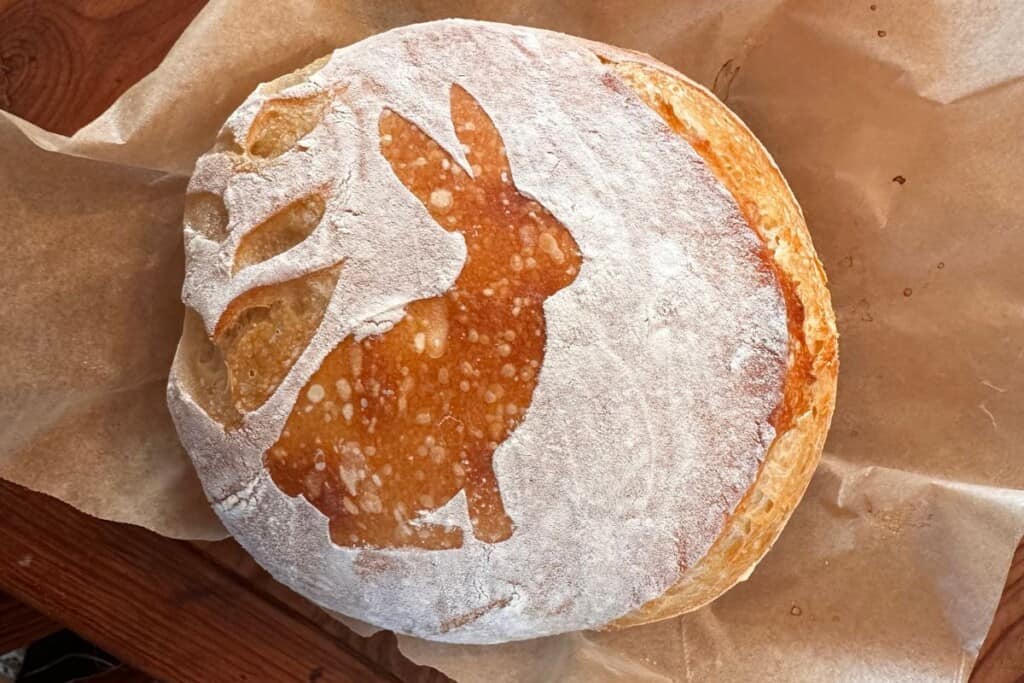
[0,1,1020,681]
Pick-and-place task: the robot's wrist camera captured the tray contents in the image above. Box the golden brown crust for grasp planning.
[607,62,838,627]
[177,34,837,638]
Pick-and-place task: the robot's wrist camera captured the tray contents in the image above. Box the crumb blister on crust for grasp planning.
[167,20,835,643]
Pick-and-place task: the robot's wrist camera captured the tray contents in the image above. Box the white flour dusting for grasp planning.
[168,20,788,643]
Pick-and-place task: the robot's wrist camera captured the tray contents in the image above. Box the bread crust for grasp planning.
[170,21,837,641]
[602,59,839,627]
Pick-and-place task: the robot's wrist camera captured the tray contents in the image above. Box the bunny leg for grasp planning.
[464,454,515,544]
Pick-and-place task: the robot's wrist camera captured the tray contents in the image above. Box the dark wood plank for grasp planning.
[0,479,398,683]
[0,591,60,652]
[194,541,453,683]
[973,538,1024,683]
[0,0,207,135]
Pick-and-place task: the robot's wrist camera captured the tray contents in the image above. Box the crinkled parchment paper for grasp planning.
[2,1,1023,680]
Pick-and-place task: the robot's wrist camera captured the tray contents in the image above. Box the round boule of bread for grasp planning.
[167,19,838,644]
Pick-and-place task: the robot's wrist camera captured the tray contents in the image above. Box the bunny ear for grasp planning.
[379,84,514,223]
[379,106,471,227]
[449,84,511,185]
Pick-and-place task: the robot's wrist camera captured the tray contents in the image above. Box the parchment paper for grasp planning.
[2,1,1023,680]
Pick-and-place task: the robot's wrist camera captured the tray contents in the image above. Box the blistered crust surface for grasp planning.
[168,20,790,643]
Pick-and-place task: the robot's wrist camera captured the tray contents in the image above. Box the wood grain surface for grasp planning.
[0,0,205,134]
[0,0,1020,681]
[0,591,59,653]
[0,479,450,683]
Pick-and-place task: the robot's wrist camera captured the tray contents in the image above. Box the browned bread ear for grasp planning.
[173,262,343,430]
[246,91,330,159]
[213,263,343,416]
[179,73,341,427]
[232,193,327,274]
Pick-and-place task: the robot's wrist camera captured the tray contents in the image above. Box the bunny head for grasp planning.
[379,84,581,301]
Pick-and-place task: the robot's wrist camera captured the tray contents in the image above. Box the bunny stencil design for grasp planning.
[202,84,582,550]
[267,84,582,549]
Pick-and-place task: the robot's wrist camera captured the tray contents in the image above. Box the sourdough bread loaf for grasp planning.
[168,19,838,644]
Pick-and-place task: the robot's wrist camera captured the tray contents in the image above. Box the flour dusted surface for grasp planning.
[168,20,788,643]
